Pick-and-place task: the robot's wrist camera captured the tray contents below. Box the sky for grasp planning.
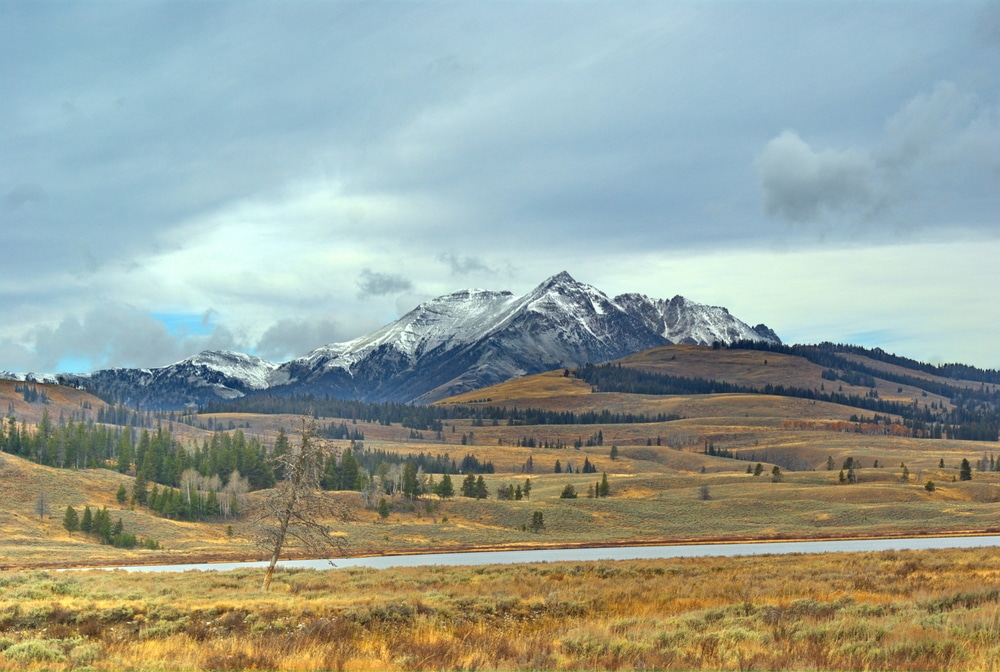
[3,1,1000,374]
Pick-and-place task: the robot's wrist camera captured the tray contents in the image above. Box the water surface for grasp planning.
[92,534,1000,573]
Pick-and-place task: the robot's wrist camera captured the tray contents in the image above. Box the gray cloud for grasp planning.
[439,252,495,276]
[255,318,345,361]
[201,308,220,328]
[756,82,1000,229]
[356,269,413,299]
[754,130,885,224]
[3,3,1000,372]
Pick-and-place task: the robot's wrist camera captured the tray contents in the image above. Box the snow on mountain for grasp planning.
[56,350,280,408]
[614,293,772,346]
[295,288,519,375]
[0,371,60,384]
[170,350,279,391]
[23,272,780,408]
[272,271,779,403]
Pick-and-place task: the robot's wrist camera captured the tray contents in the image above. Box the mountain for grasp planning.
[57,351,279,410]
[46,272,779,408]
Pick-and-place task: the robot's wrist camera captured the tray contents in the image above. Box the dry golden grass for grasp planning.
[3,346,999,570]
[442,370,594,404]
[6,353,1000,669]
[4,547,1000,670]
[0,381,102,426]
[443,345,954,414]
[622,345,954,409]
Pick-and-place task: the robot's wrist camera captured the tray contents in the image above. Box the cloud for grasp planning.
[753,130,884,224]
[356,268,413,298]
[255,318,345,361]
[201,308,220,328]
[438,252,494,276]
[9,305,244,372]
[756,82,1000,230]
[4,183,48,211]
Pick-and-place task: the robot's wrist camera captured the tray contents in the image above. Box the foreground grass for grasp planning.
[3,547,1000,670]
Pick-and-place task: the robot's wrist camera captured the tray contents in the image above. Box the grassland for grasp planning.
[5,548,1000,670]
[3,344,1000,669]
[4,414,1000,571]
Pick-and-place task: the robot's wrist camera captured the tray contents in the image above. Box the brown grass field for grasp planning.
[3,345,1000,669]
[4,548,1000,670]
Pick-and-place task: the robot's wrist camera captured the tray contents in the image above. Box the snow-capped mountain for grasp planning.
[43,272,780,408]
[0,371,60,385]
[613,293,780,346]
[56,351,279,409]
[265,271,780,404]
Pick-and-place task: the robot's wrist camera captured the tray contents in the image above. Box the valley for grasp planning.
[2,342,1000,670]
[2,344,998,571]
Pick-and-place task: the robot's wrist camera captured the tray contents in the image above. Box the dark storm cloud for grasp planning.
[356,269,413,299]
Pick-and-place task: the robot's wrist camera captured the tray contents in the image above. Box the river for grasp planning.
[87,534,1000,573]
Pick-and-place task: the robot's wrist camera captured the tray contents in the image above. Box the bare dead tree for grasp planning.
[244,419,350,590]
[34,490,50,519]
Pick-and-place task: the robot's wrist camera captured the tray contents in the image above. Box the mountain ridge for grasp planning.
[30,272,779,408]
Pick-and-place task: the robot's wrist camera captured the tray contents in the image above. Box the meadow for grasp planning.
[3,547,1000,670]
[3,344,1000,669]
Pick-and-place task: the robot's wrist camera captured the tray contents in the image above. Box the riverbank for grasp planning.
[55,529,1000,573]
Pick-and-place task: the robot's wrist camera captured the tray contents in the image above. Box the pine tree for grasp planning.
[960,458,972,481]
[96,507,112,543]
[132,470,148,505]
[116,484,127,506]
[402,461,419,499]
[436,473,454,499]
[599,472,610,497]
[339,448,360,490]
[62,506,80,534]
[80,505,93,533]
[205,489,219,517]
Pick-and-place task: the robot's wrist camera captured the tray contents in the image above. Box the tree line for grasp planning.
[574,362,998,441]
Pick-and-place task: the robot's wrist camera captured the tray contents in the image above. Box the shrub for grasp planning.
[3,639,65,664]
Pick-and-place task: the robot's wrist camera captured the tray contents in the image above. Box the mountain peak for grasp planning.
[537,270,579,289]
[54,273,780,408]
